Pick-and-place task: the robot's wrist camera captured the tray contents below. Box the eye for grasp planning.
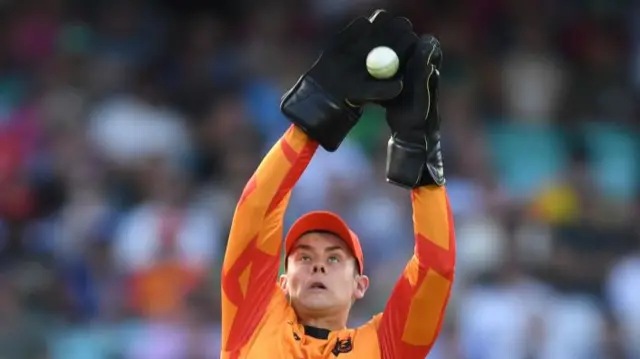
[328,256,340,263]
[301,255,312,262]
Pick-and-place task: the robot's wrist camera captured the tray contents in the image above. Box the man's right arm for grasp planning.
[221,125,318,353]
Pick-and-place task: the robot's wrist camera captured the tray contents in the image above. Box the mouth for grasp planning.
[308,281,327,290]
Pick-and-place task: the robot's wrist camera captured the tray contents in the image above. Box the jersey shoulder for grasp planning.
[362,313,383,330]
[354,316,381,338]
[344,316,382,357]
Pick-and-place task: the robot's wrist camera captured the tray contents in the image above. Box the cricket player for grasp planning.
[221,10,455,359]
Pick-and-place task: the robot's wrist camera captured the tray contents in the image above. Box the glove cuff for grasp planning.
[281,76,362,152]
[386,137,445,188]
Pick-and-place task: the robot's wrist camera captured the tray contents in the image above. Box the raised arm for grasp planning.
[368,31,455,358]
[375,186,455,358]
[221,125,317,352]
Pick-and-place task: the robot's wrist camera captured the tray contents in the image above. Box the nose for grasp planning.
[312,264,326,274]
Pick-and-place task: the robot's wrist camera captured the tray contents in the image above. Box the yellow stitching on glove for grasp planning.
[345,99,360,108]
[423,45,437,122]
[424,65,434,122]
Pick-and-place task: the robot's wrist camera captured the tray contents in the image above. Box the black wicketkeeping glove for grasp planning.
[382,35,445,188]
[280,10,417,152]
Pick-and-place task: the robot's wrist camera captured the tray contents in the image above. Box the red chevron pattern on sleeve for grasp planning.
[221,125,317,356]
[375,186,456,359]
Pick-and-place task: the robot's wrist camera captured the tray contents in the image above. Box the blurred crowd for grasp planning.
[0,0,639,358]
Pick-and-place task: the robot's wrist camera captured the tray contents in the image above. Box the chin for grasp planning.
[304,299,335,311]
[298,293,337,311]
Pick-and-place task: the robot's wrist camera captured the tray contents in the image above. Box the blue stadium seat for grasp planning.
[583,122,639,200]
[486,123,568,199]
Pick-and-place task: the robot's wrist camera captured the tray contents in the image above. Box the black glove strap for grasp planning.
[386,136,444,188]
[386,137,427,188]
[281,76,362,152]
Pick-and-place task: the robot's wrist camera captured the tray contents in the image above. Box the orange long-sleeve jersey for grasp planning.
[221,125,456,359]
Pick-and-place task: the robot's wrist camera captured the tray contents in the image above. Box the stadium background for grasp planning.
[0,0,638,358]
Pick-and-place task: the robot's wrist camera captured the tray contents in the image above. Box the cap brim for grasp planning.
[285,211,353,253]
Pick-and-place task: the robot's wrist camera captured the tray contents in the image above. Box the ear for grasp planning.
[279,274,288,291]
[353,274,370,300]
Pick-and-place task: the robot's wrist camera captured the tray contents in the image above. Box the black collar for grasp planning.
[303,325,330,339]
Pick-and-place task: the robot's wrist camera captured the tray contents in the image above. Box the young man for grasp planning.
[221,11,455,359]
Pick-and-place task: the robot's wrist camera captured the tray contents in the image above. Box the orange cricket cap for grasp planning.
[284,211,364,274]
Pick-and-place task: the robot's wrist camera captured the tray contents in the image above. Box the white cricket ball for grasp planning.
[366,46,399,79]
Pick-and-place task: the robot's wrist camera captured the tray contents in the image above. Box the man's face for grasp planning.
[280,232,369,313]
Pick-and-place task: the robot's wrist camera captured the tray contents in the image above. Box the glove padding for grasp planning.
[382,35,445,188]
[281,11,417,152]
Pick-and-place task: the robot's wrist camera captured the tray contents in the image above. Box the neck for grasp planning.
[294,307,349,331]
[300,316,346,331]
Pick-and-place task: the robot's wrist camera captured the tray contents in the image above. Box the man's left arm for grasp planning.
[374,185,456,359]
